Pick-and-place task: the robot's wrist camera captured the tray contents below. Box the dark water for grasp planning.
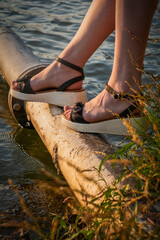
[0,0,160,238]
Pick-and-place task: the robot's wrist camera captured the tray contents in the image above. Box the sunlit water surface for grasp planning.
[0,0,159,238]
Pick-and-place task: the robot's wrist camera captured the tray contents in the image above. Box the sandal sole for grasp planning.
[61,115,150,135]
[10,88,87,107]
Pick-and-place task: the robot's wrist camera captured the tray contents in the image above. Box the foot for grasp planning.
[64,87,135,123]
[12,58,83,92]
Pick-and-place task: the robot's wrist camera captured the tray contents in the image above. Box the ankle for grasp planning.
[59,51,85,69]
[109,69,142,94]
[30,58,83,91]
[108,77,141,95]
[53,57,84,89]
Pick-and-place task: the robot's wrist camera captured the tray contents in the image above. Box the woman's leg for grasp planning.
[64,0,158,122]
[12,0,115,91]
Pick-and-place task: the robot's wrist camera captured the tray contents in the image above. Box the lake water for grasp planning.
[0,0,160,238]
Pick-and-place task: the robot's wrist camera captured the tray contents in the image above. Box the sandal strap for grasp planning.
[55,57,84,75]
[105,83,136,100]
[70,102,88,123]
[119,103,138,118]
[57,76,84,91]
[70,101,139,124]
[55,57,85,91]
[16,76,35,94]
[105,84,142,118]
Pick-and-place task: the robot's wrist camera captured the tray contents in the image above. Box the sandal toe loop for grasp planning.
[70,102,88,123]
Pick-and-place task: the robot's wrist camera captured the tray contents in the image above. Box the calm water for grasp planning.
[0,0,160,237]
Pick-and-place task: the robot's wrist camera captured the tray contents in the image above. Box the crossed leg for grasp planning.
[64,0,158,123]
[12,0,115,92]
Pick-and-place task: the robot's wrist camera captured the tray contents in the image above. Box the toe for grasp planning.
[64,105,74,120]
[12,81,20,90]
[64,105,73,111]
[63,109,72,120]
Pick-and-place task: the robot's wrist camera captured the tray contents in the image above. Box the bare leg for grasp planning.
[64,0,158,122]
[12,0,115,91]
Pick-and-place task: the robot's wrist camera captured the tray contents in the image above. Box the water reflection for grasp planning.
[0,75,68,238]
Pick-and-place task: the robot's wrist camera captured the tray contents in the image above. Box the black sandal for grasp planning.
[62,84,148,135]
[11,57,87,107]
